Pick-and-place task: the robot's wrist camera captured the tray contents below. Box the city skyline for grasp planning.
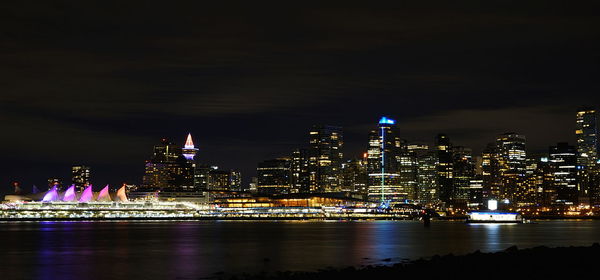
[3,1,600,193]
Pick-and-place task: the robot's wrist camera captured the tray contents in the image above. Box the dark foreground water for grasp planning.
[1,220,599,280]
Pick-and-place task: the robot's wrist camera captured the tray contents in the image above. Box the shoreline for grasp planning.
[226,244,600,280]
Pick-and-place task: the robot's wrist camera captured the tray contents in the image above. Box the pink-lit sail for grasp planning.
[97,185,110,201]
[42,186,59,202]
[116,185,128,202]
[63,185,76,201]
[79,185,93,202]
[184,133,195,149]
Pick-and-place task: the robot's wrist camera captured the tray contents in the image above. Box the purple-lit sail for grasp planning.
[79,185,93,202]
[42,186,59,202]
[63,185,76,201]
[116,185,128,202]
[32,185,40,194]
[97,185,110,201]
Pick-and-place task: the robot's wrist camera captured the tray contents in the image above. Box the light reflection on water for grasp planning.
[1,220,599,280]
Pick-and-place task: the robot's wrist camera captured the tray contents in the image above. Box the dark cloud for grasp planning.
[1,0,600,193]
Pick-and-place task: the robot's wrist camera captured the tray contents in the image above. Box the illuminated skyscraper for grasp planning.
[550,142,578,205]
[290,148,310,193]
[340,157,369,195]
[436,134,453,205]
[575,108,599,204]
[481,143,501,200]
[257,158,291,194]
[416,147,439,205]
[452,146,474,206]
[367,117,403,205]
[182,133,199,161]
[72,165,91,192]
[308,125,343,193]
[496,132,527,203]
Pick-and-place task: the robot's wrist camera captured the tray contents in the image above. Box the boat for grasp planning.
[466,211,523,223]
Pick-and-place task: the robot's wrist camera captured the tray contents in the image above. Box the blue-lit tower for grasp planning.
[367,117,402,206]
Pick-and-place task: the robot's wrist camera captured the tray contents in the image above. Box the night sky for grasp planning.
[2,1,600,193]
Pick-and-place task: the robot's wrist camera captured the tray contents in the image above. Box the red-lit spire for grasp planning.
[184,133,195,149]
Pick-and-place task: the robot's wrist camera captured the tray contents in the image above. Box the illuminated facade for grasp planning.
[416,148,439,205]
[550,142,578,204]
[308,125,343,192]
[257,158,291,194]
[575,108,599,204]
[207,169,242,191]
[452,146,474,206]
[290,148,310,193]
[340,158,368,195]
[496,132,527,203]
[367,117,403,205]
[142,135,197,191]
[71,165,91,192]
[436,134,453,205]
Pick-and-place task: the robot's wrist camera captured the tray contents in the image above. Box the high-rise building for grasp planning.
[481,143,501,200]
[72,165,91,192]
[416,148,439,206]
[452,146,474,207]
[290,148,310,193]
[257,158,291,194]
[496,132,527,203]
[142,135,198,191]
[550,142,578,205]
[576,108,599,204]
[367,117,403,205]
[207,168,242,191]
[436,134,453,205]
[340,157,369,195]
[308,125,343,193]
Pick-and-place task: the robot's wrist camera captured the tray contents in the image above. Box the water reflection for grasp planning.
[1,220,599,280]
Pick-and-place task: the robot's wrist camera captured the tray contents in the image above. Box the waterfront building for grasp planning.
[576,108,599,205]
[416,148,439,206]
[453,146,474,207]
[257,158,291,194]
[340,157,369,196]
[207,169,242,191]
[549,142,578,205]
[436,134,453,205]
[367,117,403,205]
[290,148,310,193]
[308,125,344,193]
[468,176,484,209]
[398,143,419,201]
[71,165,91,192]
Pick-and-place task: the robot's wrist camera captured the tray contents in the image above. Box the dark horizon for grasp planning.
[2,1,600,192]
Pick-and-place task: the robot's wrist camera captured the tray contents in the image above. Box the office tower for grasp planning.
[308,125,343,193]
[194,164,213,191]
[340,157,369,195]
[452,146,474,207]
[576,108,599,204]
[142,136,196,191]
[257,158,291,194]
[206,168,242,191]
[397,143,418,201]
[367,117,403,205]
[468,176,484,209]
[72,165,91,192]
[290,148,310,193]
[481,143,501,200]
[496,132,527,203]
[436,134,453,205]
[416,148,439,206]
[549,142,578,205]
